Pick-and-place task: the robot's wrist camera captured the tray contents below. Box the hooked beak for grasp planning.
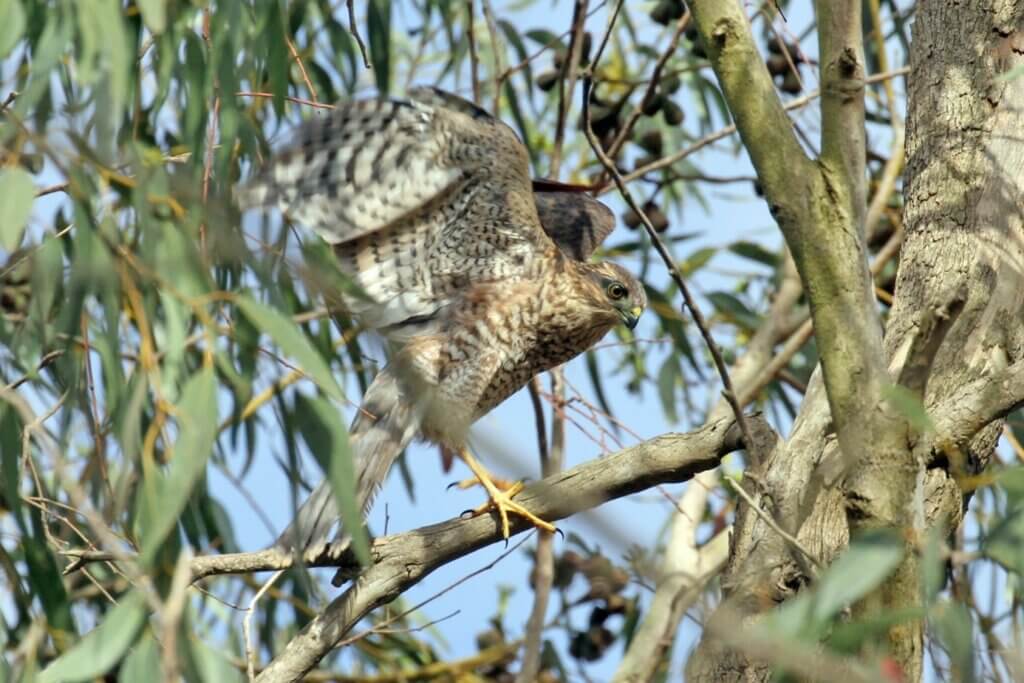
[620,306,643,330]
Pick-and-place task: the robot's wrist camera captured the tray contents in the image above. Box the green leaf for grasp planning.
[656,355,680,423]
[525,29,562,53]
[29,235,64,322]
[0,405,23,529]
[237,294,345,402]
[0,168,36,250]
[882,384,936,434]
[498,20,532,90]
[118,629,160,683]
[809,531,904,623]
[706,291,761,331]
[996,63,1024,82]
[293,394,370,565]
[0,0,25,58]
[24,507,75,642]
[136,0,167,34]
[931,601,977,683]
[728,240,779,267]
[983,505,1024,574]
[367,0,392,95]
[39,591,147,683]
[680,246,715,276]
[185,631,246,683]
[766,530,904,640]
[139,367,218,566]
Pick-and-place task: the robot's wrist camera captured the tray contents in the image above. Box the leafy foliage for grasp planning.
[1,1,1021,681]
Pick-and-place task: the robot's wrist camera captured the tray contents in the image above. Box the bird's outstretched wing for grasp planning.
[238,87,555,335]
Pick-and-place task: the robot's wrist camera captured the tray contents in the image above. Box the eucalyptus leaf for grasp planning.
[0,0,25,58]
[294,394,371,565]
[237,294,345,403]
[39,591,147,683]
[139,368,218,566]
[0,168,35,251]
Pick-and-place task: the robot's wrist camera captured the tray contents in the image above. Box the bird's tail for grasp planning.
[275,365,420,559]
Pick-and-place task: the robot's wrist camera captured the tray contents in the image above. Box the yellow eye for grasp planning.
[606,282,627,300]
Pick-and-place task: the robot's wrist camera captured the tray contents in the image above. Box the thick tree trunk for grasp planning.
[687,3,1024,682]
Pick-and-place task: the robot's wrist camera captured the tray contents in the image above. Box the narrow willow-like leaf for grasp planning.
[236,294,345,402]
[136,0,166,34]
[368,0,392,95]
[39,591,147,683]
[0,0,25,58]
[0,168,35,250]
[139,367,218,566]
[294,393,371,565]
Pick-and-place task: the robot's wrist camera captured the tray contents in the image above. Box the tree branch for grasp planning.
[612,485,729,683]
[687,1,815,209]
[815,0,868,227]
[930,356,1024,455]
[686,1,924,677]
[254,416,763,682]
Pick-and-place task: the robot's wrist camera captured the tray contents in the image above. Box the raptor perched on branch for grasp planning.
[238,87,646,562]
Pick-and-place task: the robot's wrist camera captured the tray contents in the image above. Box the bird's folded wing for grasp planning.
[532,184,616,261]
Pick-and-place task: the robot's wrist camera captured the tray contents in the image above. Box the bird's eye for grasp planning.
[606,282,627,300]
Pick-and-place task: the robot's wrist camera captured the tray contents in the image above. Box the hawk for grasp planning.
[239,87,646,558]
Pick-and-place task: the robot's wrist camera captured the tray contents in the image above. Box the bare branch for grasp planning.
[816,0,868,226]
[931,357,1024,453]
[346,0,371,68]
[254,417,761,682]
[687,1,814,206]
[612,484,729,683]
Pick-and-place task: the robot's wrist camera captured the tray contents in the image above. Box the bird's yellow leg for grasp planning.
[455,449,556,539]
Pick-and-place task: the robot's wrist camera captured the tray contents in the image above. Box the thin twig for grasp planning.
[726,477,821,573]
[526,378,550,465]
[481,0,505,115]
[236,91,336,110]
[581,75,760,462]
[608,66,909,191]
[161,551,194,683]
[285,37,319,103]
[200,10,220,255]
[346,0,371,68]
[549,0,589,174]
[245,570,284,682]
[466,0,481,104]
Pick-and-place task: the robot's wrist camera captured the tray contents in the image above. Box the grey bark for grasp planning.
[686,3,1024,682]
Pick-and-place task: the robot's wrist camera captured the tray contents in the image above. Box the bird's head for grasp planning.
[581,262,647,330]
